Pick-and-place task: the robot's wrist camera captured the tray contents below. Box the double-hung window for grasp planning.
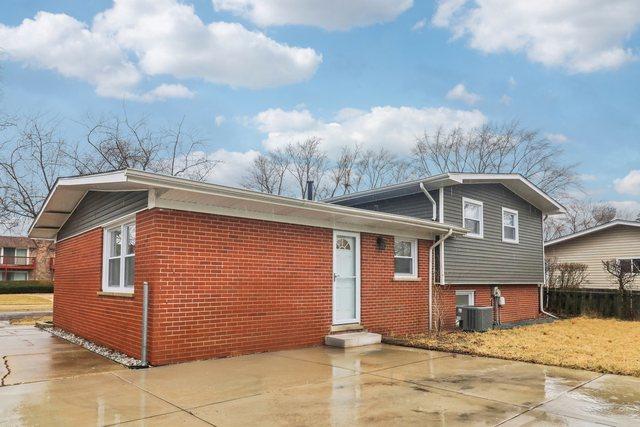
[394,238,418,278]
[502,208,519,243]
[103,220,136,292]
[462,198,483,238]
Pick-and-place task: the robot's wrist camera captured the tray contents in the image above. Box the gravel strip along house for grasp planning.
[29,169,563,365]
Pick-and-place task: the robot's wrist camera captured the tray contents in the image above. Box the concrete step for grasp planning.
[324,332,382,348]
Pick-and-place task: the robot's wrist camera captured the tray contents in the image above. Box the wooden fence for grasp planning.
[545,288,640,320]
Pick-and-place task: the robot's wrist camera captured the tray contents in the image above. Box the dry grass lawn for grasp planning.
[0,294,53,312]
[388,317,640,377]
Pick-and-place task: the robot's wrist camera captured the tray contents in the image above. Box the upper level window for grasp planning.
[502,208,519,243]
[102,220,135,292]
[394,238,417,278]
[462,198,483,238]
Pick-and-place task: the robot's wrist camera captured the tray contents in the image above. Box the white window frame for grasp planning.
[101,217,136,293]
[462,197,483,239]
[455,290,475,326]
[502,207,519,244]
[394,237,418,279]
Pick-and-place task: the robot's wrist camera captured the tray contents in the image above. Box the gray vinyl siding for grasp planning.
[334,190,438,221]
[58,191,148,240]
[442,184,544,284]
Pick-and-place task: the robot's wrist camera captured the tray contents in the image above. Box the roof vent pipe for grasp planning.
[306,181,314,201]
[419,182,437,221]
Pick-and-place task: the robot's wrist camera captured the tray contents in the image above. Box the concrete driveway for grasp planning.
[1,325,639,426]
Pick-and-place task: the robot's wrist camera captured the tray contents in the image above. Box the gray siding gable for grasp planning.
[442,183,543,284]
[58,190,148,240]
[337,191,438,221]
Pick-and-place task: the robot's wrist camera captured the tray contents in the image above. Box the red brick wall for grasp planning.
[361,235,431,336]
[54,228,143,358]
[138,208,435,365]
[436,284,541,330]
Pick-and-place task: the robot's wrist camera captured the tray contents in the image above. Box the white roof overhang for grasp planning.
[29,169,468,240]
[545,220,640,247]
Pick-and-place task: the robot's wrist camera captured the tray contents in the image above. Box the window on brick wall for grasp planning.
[394,237,417,279]
[455,290,475,326]
[102,220,136,292]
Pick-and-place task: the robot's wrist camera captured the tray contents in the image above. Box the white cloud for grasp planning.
[212,0,413,31]
[499,94,511,105]
[252,105,487,155]
[545,133,568,144]
[614,170,640,196]
[0,11,140,98]
[432,0,640,73]
[609,200,640,216]
[0,0,321,99]
[446,83,481,105]
[139,84,195,102]
[214,115,226,126]
[412,18,427,32]
[207,149,260,187]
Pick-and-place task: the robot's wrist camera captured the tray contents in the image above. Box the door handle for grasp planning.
[333,273,339,281]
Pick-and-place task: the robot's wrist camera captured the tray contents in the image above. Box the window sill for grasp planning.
[393,276,422,282]
[97,291,134,298]
[502,239,519,244]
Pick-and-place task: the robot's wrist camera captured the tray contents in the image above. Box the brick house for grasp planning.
[29,169,563,365]
[0,236,55,282]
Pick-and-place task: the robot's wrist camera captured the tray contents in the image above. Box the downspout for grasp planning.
[429,228,453,333]
[540,214,558,319]
[419,183,437,221]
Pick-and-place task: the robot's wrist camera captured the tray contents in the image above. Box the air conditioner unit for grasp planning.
[460,306,493,332]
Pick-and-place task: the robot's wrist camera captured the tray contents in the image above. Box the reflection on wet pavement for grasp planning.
[1,325,639,426]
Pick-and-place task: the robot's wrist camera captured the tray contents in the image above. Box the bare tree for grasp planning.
[545,199,619,241]
[324,145,361,198]
[602,259,640,292]
[71,110,218,180]
[412,122,578,197]
[285,137,328,200]
[0,115,68,232]
[546,259,589,288]
[355,148,412,190]
[243,149,289,195]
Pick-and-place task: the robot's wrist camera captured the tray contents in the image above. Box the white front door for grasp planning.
[333,231,360,324]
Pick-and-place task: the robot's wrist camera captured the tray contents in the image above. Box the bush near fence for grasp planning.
[545,288,640,320]
[0,280,54,294]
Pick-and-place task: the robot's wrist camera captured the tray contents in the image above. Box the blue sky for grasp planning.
[1,0,639,210]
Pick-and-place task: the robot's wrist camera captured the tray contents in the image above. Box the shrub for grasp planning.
[546,259,588,288]
[0,280,54,294]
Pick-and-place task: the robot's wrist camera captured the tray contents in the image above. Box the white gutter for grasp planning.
[428,228,454,333]
[419,182,437,221]
[540,213,558,319]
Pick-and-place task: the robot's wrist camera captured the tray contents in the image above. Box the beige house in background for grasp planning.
[545,220,640,290]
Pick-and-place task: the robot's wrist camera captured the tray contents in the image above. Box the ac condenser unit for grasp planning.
[460,306,493,332]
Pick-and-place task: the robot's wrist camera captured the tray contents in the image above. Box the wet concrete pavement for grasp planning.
[1,325,639,426]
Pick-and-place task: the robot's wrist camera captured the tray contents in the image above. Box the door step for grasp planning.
[330,323,364,333]
[325,332,382,348]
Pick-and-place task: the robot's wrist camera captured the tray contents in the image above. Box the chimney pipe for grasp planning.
[306,180,314,201]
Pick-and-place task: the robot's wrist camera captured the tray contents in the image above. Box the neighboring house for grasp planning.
[327,173,564,327]
[0,236,55,282]
[29,169,562,366]
[544,220,640,290]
